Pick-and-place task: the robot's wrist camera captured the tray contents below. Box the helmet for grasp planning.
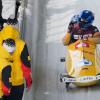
[71,15,79,23]
[3,38,16,54]
[79,10,94,28]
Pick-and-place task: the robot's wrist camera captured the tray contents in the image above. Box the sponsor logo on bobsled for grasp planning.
[75,59,92,68]
[79,59,92,66]
[75,42,89,48]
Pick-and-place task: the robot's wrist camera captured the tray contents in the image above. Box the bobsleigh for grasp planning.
[60,39,100,90]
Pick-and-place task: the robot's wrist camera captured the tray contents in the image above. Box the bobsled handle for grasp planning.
[60,57,66,62]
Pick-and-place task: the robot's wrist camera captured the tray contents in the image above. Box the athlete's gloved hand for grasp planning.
[25,73,32,91]
[2,84,11,96]
[21,63,32,91]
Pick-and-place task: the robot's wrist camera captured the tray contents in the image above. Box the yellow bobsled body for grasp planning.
[65,40,100,86]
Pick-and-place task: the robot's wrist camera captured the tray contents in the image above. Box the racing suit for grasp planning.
[63,22,100,45]
[1,25,32,100]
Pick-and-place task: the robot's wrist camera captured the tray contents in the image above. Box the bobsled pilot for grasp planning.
[1,25,32,100]
[63,10,100,45]
[0,37,16,99]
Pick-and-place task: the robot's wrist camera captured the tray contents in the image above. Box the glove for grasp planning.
[25,74,32,91]
[93,32,100,37]
[62,33,71,45]
[2,84,11,96]
[21,63,32,90]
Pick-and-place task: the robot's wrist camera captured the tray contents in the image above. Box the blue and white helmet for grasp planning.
[79,10,94,28]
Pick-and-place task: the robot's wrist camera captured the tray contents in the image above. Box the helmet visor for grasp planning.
[79,18,90,28]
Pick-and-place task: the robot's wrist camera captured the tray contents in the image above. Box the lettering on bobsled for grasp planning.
[73,34,93,40]
[61,75,100,83]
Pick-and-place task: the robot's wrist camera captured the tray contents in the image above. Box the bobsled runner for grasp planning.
[60,39,100,90]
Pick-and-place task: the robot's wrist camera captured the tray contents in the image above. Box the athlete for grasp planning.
[63,10,100,45]
[0,38,16,99]
[1,25,32,100]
